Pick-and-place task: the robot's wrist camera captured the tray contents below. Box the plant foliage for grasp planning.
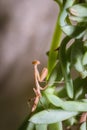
[19,0,87,130]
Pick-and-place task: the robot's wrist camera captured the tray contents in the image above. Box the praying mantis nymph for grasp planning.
[31,60,48,112]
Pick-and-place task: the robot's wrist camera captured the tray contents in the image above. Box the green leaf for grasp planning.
[59,0,74,26]
[48,122,63,130]
[56,87,67,98]
[35,124,47,130]
[69,15,87,23]
[71,40,87,78]
[26,122,35,130]
[46,94,87,112]
[71,40,84,72]
[64,117,77,126]
[47,61,63,86]
[69,3,87,17]
[73,77,87,99]
[59,36,73,98]
[62,25,86,39]
[29,109,78,124]
[46,94,63,107]
[47,13,62,80]
[80,122,87,130]
[82,52,87,65]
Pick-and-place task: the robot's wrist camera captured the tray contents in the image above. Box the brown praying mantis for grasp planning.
[31,60,48,112]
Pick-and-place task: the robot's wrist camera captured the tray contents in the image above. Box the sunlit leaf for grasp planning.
[29,109,78,124]
[47,94,87,112]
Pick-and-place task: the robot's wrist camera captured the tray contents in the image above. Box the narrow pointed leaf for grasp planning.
[59,36,73,98]
[47,94,87,112]
[29,109,78,124]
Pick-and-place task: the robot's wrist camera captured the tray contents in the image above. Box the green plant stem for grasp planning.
[47,11,62,79]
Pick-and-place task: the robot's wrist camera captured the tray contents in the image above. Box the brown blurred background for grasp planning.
[0,0,58,130]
